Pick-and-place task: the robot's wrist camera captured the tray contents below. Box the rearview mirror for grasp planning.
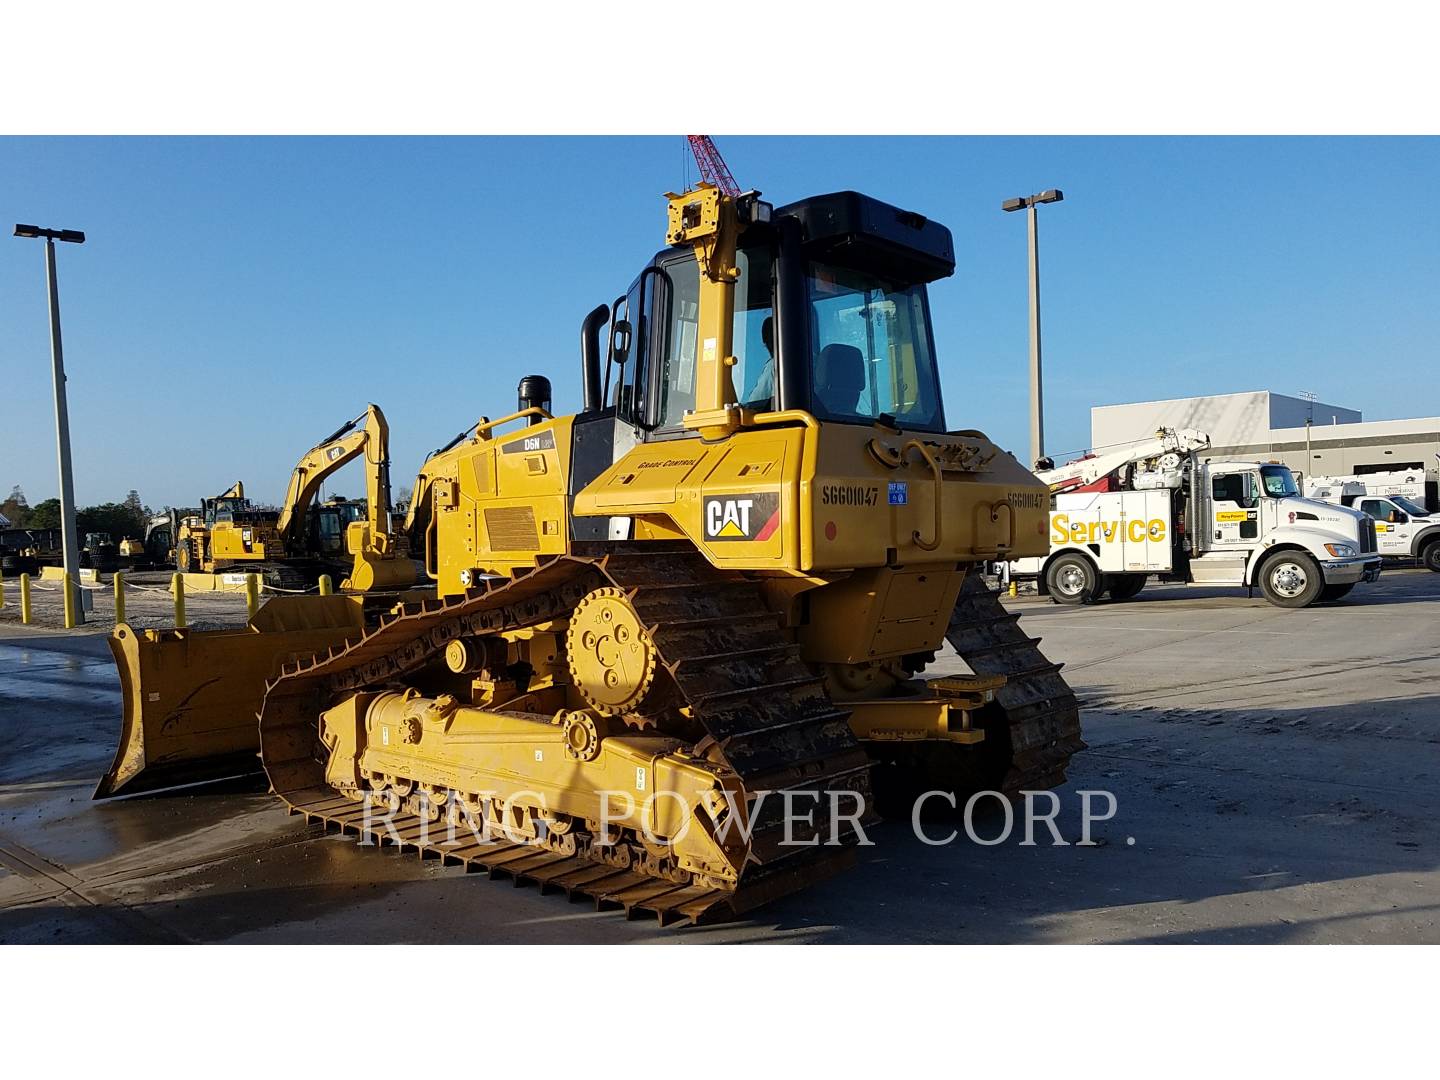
[611,319,633,366]
[1240,474,1259,509]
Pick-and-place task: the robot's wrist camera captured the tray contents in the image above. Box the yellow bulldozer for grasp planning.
[98,183,1082,924]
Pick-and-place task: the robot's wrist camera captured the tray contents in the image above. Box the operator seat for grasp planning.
[814,343,866,416]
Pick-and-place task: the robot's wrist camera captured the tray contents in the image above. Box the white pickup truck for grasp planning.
[1306,481,1440,572]
[1010,438,1381,608]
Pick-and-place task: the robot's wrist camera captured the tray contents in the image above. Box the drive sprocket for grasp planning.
[564,586,658,716]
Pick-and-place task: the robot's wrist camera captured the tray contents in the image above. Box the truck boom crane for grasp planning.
[1036,428,1212,494]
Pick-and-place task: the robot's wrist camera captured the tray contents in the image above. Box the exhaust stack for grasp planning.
[580,304,609,413]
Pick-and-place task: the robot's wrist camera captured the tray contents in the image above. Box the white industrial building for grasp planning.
[1091,391,1360,450]
[1091,390,1440,508]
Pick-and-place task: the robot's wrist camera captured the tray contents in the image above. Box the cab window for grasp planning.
[317,510,345,555]
[1360,498,1400,522]
[613,276,648,423]
[1211,473,1256,507]
[655,249,775,429]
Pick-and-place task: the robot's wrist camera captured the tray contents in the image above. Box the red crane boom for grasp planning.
[686,135,741,197]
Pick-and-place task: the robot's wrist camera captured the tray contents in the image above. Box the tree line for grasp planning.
[2,485,154,540]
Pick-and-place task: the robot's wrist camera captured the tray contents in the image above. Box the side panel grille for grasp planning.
[484,506,540,551]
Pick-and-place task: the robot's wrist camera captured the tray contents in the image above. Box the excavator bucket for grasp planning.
[96,595,367,799]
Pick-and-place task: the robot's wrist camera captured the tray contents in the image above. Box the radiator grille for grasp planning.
[484,506,540,551]
[1360,519,1377,553]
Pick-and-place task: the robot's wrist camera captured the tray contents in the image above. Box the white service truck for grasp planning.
[1306,480,1440,572]
[1306,469,1430,508]
[1010,429,1382,608]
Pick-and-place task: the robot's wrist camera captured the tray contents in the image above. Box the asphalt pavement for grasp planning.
[2,568,1436,943]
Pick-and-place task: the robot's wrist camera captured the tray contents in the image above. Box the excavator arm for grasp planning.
[275,407,385,549]
[273,403,413,589]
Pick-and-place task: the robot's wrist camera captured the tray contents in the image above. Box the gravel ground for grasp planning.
[1,571,261,634]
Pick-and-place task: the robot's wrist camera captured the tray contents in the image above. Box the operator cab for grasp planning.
[589,191,954,437]
[569,191,956,538]
[312,498,367,556]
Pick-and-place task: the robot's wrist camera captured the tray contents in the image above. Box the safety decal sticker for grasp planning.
[704,492,781,542]
[888,481,908,505]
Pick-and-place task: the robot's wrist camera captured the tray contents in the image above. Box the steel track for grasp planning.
[945,569,1086,793]
[257,547,867,925]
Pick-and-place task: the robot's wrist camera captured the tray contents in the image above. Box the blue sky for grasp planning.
[2,136,1437,510]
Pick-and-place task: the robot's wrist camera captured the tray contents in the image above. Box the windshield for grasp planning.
[1260,465,1299,497]
[1391,495,1430,516]
[806,261,944,431]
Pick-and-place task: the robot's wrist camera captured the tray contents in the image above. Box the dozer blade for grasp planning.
[96,595,367,799]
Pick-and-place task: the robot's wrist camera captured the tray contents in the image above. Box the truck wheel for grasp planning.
[1258,551,1323,608]
[1106,573,1147,601]
[1319,583,1354,602]
[1046,553,1100,605]
[1422,540,1440,573]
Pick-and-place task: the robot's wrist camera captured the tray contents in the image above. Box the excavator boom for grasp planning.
[275,404,390,549]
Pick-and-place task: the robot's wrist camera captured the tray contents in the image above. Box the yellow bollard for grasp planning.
[63,572,77,629]
[171,572,187,629]
[318,574,333,596]
[114,571,126,625]
[1009,580,1018,598]
[20,574,32,625]
[245,573,260,620]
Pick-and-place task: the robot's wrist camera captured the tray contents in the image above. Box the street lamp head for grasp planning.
[1001,197,1028,213]
[13,224,85,243]
[1034,189,1064,204]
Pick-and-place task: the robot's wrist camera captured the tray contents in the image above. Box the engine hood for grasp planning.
[1277,496,1366,537]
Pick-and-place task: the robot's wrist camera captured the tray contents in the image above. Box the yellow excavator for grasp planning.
[173,405,414,591]
[98,183,1083,923]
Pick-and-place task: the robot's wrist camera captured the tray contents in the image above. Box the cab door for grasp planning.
[1359,497,1411,555]
[1207,469,1261,549]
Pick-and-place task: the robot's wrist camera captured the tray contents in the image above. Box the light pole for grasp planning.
[14,223,87,625]
[1002,189,1064,469]
[1298,390,1317,484]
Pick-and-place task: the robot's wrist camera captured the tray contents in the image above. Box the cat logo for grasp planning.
[704,492,781,542]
